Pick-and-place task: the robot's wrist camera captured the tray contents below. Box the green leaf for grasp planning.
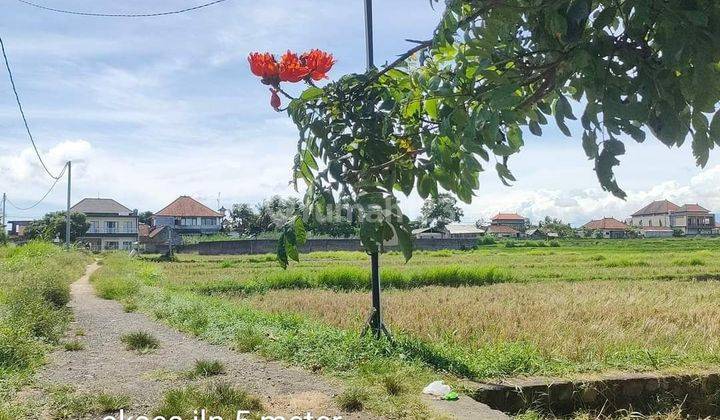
[710,110,720,146]
[529,120,542,136]
[394,222,413,262]
[424,98,439,120]
[276,233,288,269]
[300,86,324,101]
[303,150,318,170]
[582,131,599,159]
[294,217,307,246]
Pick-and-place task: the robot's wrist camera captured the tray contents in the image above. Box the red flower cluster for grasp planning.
[248,49,335,109]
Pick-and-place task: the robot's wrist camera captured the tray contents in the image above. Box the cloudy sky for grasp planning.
[1,0,719,227]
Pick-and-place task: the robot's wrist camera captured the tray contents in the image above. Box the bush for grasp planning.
[475,236,496,246]
[0,326,44,370]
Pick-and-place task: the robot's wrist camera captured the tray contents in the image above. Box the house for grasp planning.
[486,224,521,238]
[71,198,138,251]
[491,213,527,232]
[582,217,631,239]
[8,220,31,237]
[669,204,716,236]
[412,226,446,239]
[152,196,224,235]
[629,199,679,229]
[525,228,556,240]
[444,223,485,239]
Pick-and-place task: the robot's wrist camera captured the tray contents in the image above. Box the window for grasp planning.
[648,220,652,227]
[104,241,118,250]
[202,218,217,226]
[181,218,198,226]
[124,221,133,233]
[106,221,117,233]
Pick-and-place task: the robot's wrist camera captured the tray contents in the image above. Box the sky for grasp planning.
[1,0,719,228]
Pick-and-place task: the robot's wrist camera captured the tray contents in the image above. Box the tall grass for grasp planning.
[0,241,89,406]
[190,264,512,296]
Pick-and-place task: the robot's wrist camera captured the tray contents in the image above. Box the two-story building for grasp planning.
[670,204,716,235]
[490,213,527,232]
[630,199,716,236]
[152,196,223,235]
[629,200,678,229]
[71,198,138,251]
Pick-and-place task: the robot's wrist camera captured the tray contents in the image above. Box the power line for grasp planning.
[15,0,230,17]
[6,163,68,211]
[0,34,64,180]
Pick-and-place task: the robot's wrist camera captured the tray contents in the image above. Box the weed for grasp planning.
[123,300,138,313]
[190,359,226,378]
[154,383,262,419]
[336,387,367,412]
[120,331,160,352]
[382,374,405,396]
[63,340,85,351]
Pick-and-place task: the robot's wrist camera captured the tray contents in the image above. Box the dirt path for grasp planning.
[29,262,369,419]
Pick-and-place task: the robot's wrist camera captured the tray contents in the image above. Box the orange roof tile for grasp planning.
[155,196,223,218]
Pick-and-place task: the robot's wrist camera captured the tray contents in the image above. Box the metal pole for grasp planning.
[362,0,388,340]
[1,193,6,234]
[65,161,71,249]
[364,0,375,70]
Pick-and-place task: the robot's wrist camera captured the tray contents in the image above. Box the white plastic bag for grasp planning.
[422,380,451,396]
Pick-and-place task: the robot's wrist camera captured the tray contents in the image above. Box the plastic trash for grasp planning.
[422,380,452,397]
[442,391,459,401]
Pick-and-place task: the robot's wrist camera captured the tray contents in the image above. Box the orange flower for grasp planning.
[270,88,281,110]
[302,49,335,80]
[279,51,310,83]
[248,52,279,85]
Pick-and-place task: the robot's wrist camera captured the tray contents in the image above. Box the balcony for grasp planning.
[86,227,138,235]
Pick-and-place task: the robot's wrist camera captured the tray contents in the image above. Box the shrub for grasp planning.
[120,331,160,352]
[475,236,496,247]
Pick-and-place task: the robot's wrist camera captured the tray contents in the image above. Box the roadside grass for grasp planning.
[336,387,367,412]
[49,385,130,419]
[63,340,85,352]
[0,242,89,404]
[189,359,226,378]
[154,383,262,419]
[120,331,160,353]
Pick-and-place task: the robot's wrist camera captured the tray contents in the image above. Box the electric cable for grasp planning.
[15,0,229,18]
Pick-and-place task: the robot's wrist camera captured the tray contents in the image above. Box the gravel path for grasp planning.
[30,262,369,419]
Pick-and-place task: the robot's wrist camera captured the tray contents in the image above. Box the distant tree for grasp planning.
[537,216,574,238]
[420,193,463,229]
[24,212,90,242]
[0,229,8,245]
[229,203,260,236]
[137,211,154,225]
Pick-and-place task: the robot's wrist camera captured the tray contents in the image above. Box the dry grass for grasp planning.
[246,279,720,370]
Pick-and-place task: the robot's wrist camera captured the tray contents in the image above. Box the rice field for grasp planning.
[142,238,720,378]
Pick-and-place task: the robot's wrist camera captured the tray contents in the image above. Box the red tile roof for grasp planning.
[582,218,630,231]
[138,223,151,238]
[491,213,525,221]
[149,226,166,238]
[486,224,520,234]
[631,200,680,216]
[677,203,710,214]
[155,196,223,218]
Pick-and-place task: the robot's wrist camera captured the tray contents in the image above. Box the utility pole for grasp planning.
[65,161,71,249]
[1,192,6,234]
[360,0,391,341]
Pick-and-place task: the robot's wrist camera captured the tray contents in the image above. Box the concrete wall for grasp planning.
[191,238,480,255]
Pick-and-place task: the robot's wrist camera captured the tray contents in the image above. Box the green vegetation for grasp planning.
[93,239,720,417]
[120,331,160,353]
[154,383,262,419]
[336,387,367,412]
[189,359,226,378]
[0,242,89,413]
[49,386,130,419]
[63,340,85,352]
